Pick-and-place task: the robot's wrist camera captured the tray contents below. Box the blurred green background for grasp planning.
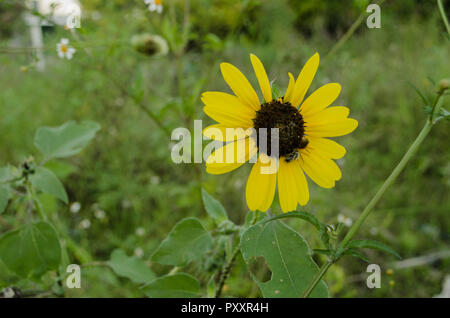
[0,0,449,297]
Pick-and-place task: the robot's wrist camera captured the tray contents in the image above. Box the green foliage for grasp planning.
[151,217,213,266]
[344,239,401,260]
[0,222,61,278]
[34,121,101,160]
[241,220,328,298]
[262,211,330,246]
[30,167,68,204]
[142,273,200,298]
[0,185,10,214]
[201,188,228,225]
[107,249,155,284]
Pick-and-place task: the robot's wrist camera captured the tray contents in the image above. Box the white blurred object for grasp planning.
[70,201,81,213]
[434,275,450,298]
[34,0,82,27]
[56,38,76,59]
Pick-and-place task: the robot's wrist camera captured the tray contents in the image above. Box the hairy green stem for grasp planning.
[215,211,259,298]
[302,94,445,298]
[301,261,333,297]
[437,0,450,36]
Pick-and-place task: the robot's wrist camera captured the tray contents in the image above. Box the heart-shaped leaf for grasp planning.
[142,273,200,298]
[30,167,68,204]
[0,222,61,278]
[151,217,212,266]
[201,188,228,224]
[107,249,155,284]
[241,220,328,298]
[34,121,100,160]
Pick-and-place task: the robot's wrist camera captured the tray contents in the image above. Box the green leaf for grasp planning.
[345,239,401,259]
[263,211,330,246]
[107,249,155,284]
[408,82,430,106]
[343,249,370,263]
[0,185,10,214]
[0,222,61,278]
[151,217,212,266]
[44,161,77,180]
[34,121,100,160]
[201,188,228,224]
[142,273,200,298]
[30,167,68,204]
[241,220,328,298]
[207,274,216,298]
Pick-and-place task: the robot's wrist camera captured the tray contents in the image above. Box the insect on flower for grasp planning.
[202,53,358,213]
[144,0,163,13]
[56,38,76,60]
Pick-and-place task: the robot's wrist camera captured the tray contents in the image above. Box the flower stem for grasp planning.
[302,93,445,298]
[301,260,333,297]
[323,0,387,65]
[437,0,450,36]
[215,211,259,298]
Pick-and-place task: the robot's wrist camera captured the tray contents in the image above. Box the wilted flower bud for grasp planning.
[131,33,169,57]
[438,79,449,93]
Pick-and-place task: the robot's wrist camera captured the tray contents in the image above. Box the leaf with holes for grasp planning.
[34,121,100,160]
[241,220,328,298]
[0,222,61,278]
[30,167,68,204]
[142,273,200,298]
[263,211,330,246]
[107,249,156,284]
[201,188,228,224]
[151,217,212,266]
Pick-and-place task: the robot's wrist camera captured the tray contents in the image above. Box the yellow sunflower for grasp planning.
[202,53,358,212]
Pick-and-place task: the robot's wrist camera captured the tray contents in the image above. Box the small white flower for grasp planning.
[2,287,15,298]
[56,38,76,60]
[144,0,163,13]
[134,247,144,258]
[150,175,160,185]
[337,214,353,227]
[79,219,91,229]
[136,227,145,237]
[70,202,81,214]
[94,209,106,219]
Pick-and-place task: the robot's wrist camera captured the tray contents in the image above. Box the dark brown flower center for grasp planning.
[252,100,306,158]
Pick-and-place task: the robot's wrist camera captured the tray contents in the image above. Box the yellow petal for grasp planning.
[203,124,252,141]
[291,159,310,206]
[250,54,272,103]
[307,137,346,159]
[283,72,295,103]
[246,155,277,212]
[206,137,257,175]
[202,91,255,127]
[220,62,261,110]
[289,53,320,107]
[301,150,341,188]
[277,159,299,212]
[300,83,341,116]
[304,106,350,127]
[305,118,358,137]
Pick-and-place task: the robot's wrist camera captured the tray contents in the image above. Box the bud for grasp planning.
[438,79,449,93]
[131,33,169,57]
[20,66,28,72]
